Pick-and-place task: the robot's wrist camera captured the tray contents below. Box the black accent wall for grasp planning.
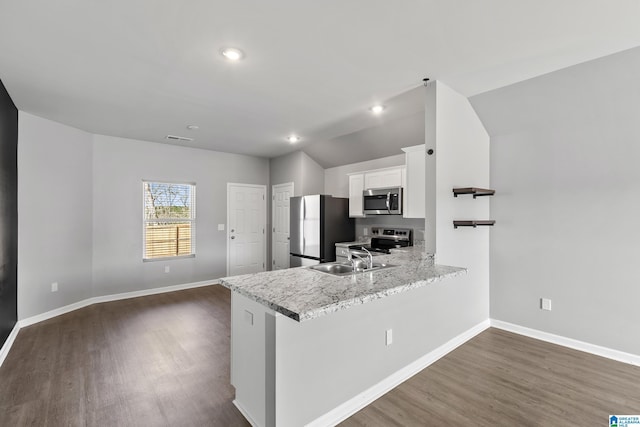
[0,79,18,348]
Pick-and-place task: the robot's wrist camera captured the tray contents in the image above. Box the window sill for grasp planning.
[143,254,196,262]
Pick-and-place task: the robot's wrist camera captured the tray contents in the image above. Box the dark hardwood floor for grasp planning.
[0,285,250,427]
[2,285,639,426]
[340,328,640,426]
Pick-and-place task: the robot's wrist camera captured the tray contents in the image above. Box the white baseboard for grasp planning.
[0,324,20,368]
[19,280,219,328]
[91,280,216,306]
[490,319,640,367]
[19,298,96,328]
[307,319,491,427]
[308,319,640,427]
[233,400,258,427]
[2,279,219,369]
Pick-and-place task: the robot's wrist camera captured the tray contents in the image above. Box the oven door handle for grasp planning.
[386,192,391,213]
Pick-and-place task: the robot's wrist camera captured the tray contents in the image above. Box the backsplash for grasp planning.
[355,216,425,243]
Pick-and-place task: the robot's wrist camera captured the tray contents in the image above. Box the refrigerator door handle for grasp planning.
[300,197,305,254]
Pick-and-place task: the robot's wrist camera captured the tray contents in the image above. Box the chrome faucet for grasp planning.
[347,247,373,271]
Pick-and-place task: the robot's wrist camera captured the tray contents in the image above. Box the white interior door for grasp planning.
[272,182,293,270]
[227,183,266,276]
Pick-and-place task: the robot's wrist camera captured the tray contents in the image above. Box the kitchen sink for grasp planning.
[308,261,396,277]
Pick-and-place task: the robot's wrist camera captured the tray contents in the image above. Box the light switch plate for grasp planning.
[218,224,225,231]
[385,329,393,346]
[541,298,552,311]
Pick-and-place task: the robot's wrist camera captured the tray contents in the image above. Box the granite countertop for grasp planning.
[219,246,466,322]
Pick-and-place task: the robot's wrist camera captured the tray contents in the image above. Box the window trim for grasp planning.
[142,180,196,261]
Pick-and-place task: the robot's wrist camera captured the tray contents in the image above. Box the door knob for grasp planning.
[231,229,235,232]
[231,236,235,239]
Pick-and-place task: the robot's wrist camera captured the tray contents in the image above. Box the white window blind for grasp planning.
[143,181,195,260]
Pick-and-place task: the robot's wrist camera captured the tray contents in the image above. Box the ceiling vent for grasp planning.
[165,135,194,142]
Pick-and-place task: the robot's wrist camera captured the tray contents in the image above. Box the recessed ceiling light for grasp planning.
[220,47,244,61]
[370,105,385,115]
[186,125,199,130]
[287,135,300,144]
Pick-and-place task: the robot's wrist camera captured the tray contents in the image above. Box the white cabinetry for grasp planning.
[364,167,403,189]
[348,174,365,217]
[402,144,426,218]
[348,166,405,218]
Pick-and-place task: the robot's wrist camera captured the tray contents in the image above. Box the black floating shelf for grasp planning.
[453,187,495,198]
[453,220,496,229]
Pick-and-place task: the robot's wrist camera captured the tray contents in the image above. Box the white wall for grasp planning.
[299,151,324,195]
[17,114,269,318]
[92,134,269,296]
[471,46,640,355]
[433,80,491,326]
[18,113,94,319]
[270,150,324,196]
[424,86,436,253]
[270,151,303,195]
[272,276,484,426]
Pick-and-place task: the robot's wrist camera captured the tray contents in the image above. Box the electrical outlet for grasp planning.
[164,266,170,273]
[51,282,58,292]
[541,298,552,311]
[363,227,368,235]
[385,329,393,346]
[244,310,254,326]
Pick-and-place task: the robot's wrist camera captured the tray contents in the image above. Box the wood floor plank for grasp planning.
[0,285,250,427]
[2,286,639,426]
[340,328,640,426]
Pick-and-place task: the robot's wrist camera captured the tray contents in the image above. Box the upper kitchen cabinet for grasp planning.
[364,167,404,189]
[348,173,365,217]
[402,145,426,218]
[347,166,405,218]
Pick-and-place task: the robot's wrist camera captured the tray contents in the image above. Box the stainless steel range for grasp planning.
[349,227,413,255]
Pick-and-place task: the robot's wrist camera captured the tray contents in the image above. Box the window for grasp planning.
[143,181,195,260]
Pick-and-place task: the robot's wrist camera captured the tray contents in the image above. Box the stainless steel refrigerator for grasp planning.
[289,195,355,267]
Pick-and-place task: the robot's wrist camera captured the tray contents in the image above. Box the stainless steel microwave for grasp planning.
[363,187,403,215]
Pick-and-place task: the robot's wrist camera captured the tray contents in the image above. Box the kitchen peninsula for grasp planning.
[220,246,465,427]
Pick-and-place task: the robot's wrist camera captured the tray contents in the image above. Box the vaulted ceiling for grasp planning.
[1,1,639,166]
